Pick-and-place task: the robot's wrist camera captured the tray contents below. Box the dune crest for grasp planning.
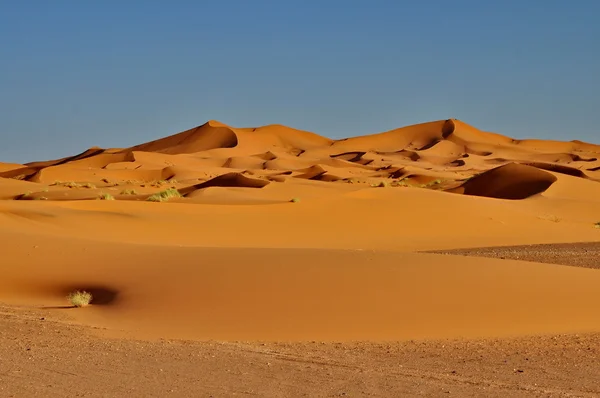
[125,120,239,155]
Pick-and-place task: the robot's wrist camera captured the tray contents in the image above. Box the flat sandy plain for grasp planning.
[1,119,599,396]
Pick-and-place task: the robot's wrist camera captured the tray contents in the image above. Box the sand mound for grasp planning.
[125,120,239,155]
[330,151,369,164]
[235,124,333,152]
[180,172,269,195]
[458,163,558,199]
[0,166,42,181]
[294,165,345,181]
[523,162,588,178]
[0,162,26,173]
[24,147,111,169]
[222,156,266,170]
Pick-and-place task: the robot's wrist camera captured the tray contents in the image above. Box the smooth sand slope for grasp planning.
[2,235,600,342]
[1,118,600,342]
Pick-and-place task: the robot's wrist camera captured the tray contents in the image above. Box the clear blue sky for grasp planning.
[1,1,599,163]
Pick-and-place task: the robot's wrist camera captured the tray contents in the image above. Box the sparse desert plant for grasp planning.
[67,290,93,307]
[391,178,411,187]
[147,188,182,202]
[63,181,79,188]
[540,214,561,223]
[83,182,96,189]
[98,193,115,200]
[290,197,300,203]
[120,189,139,195]
[423,179,443,187]
[410,179,444,189]
[150,179,169,188]
[595,221,600,229]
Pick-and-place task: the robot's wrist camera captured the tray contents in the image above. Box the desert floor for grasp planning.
[1,119,599,396]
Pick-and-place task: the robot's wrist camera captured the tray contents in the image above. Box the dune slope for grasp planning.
[2,233,600,341]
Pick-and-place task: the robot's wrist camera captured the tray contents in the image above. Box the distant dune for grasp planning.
[1,118,598,203]
[1,118,600,342]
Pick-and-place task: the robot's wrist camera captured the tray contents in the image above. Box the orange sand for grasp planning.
[1,118,599,341]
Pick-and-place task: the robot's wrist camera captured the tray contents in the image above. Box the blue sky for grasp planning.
[1,1,599,163]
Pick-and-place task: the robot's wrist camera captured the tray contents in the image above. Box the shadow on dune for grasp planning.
[458,163,557,200]
[45,285,121,307]
[523,162,587,178]
[179,172,269,196]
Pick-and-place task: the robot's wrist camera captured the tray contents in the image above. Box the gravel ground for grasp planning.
[1,304,599,398]
[427,241,600,270]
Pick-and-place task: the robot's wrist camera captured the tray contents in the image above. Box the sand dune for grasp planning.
[1,118,600,343]
[0,162,25,173]
[125,120,239,154]
[2,118,598,203]
[455,163,558,199]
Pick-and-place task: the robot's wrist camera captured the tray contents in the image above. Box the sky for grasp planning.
[1,0,599,163]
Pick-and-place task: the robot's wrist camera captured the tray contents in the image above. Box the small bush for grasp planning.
[422,179,442,187]
[67,290,93,307]
[594,221,600,229]
[290,197,300,203]
[120,189,139,195]
[150,180,169,188]
[98,193,115,200]
[83,182,96,189]
[147,188,182,202]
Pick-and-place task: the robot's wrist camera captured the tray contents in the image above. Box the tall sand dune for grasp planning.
[125,120,238,154]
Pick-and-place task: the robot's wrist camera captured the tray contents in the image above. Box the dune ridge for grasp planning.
[1,118,598,202]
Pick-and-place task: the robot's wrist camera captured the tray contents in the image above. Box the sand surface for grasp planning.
[1,118,600,395]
